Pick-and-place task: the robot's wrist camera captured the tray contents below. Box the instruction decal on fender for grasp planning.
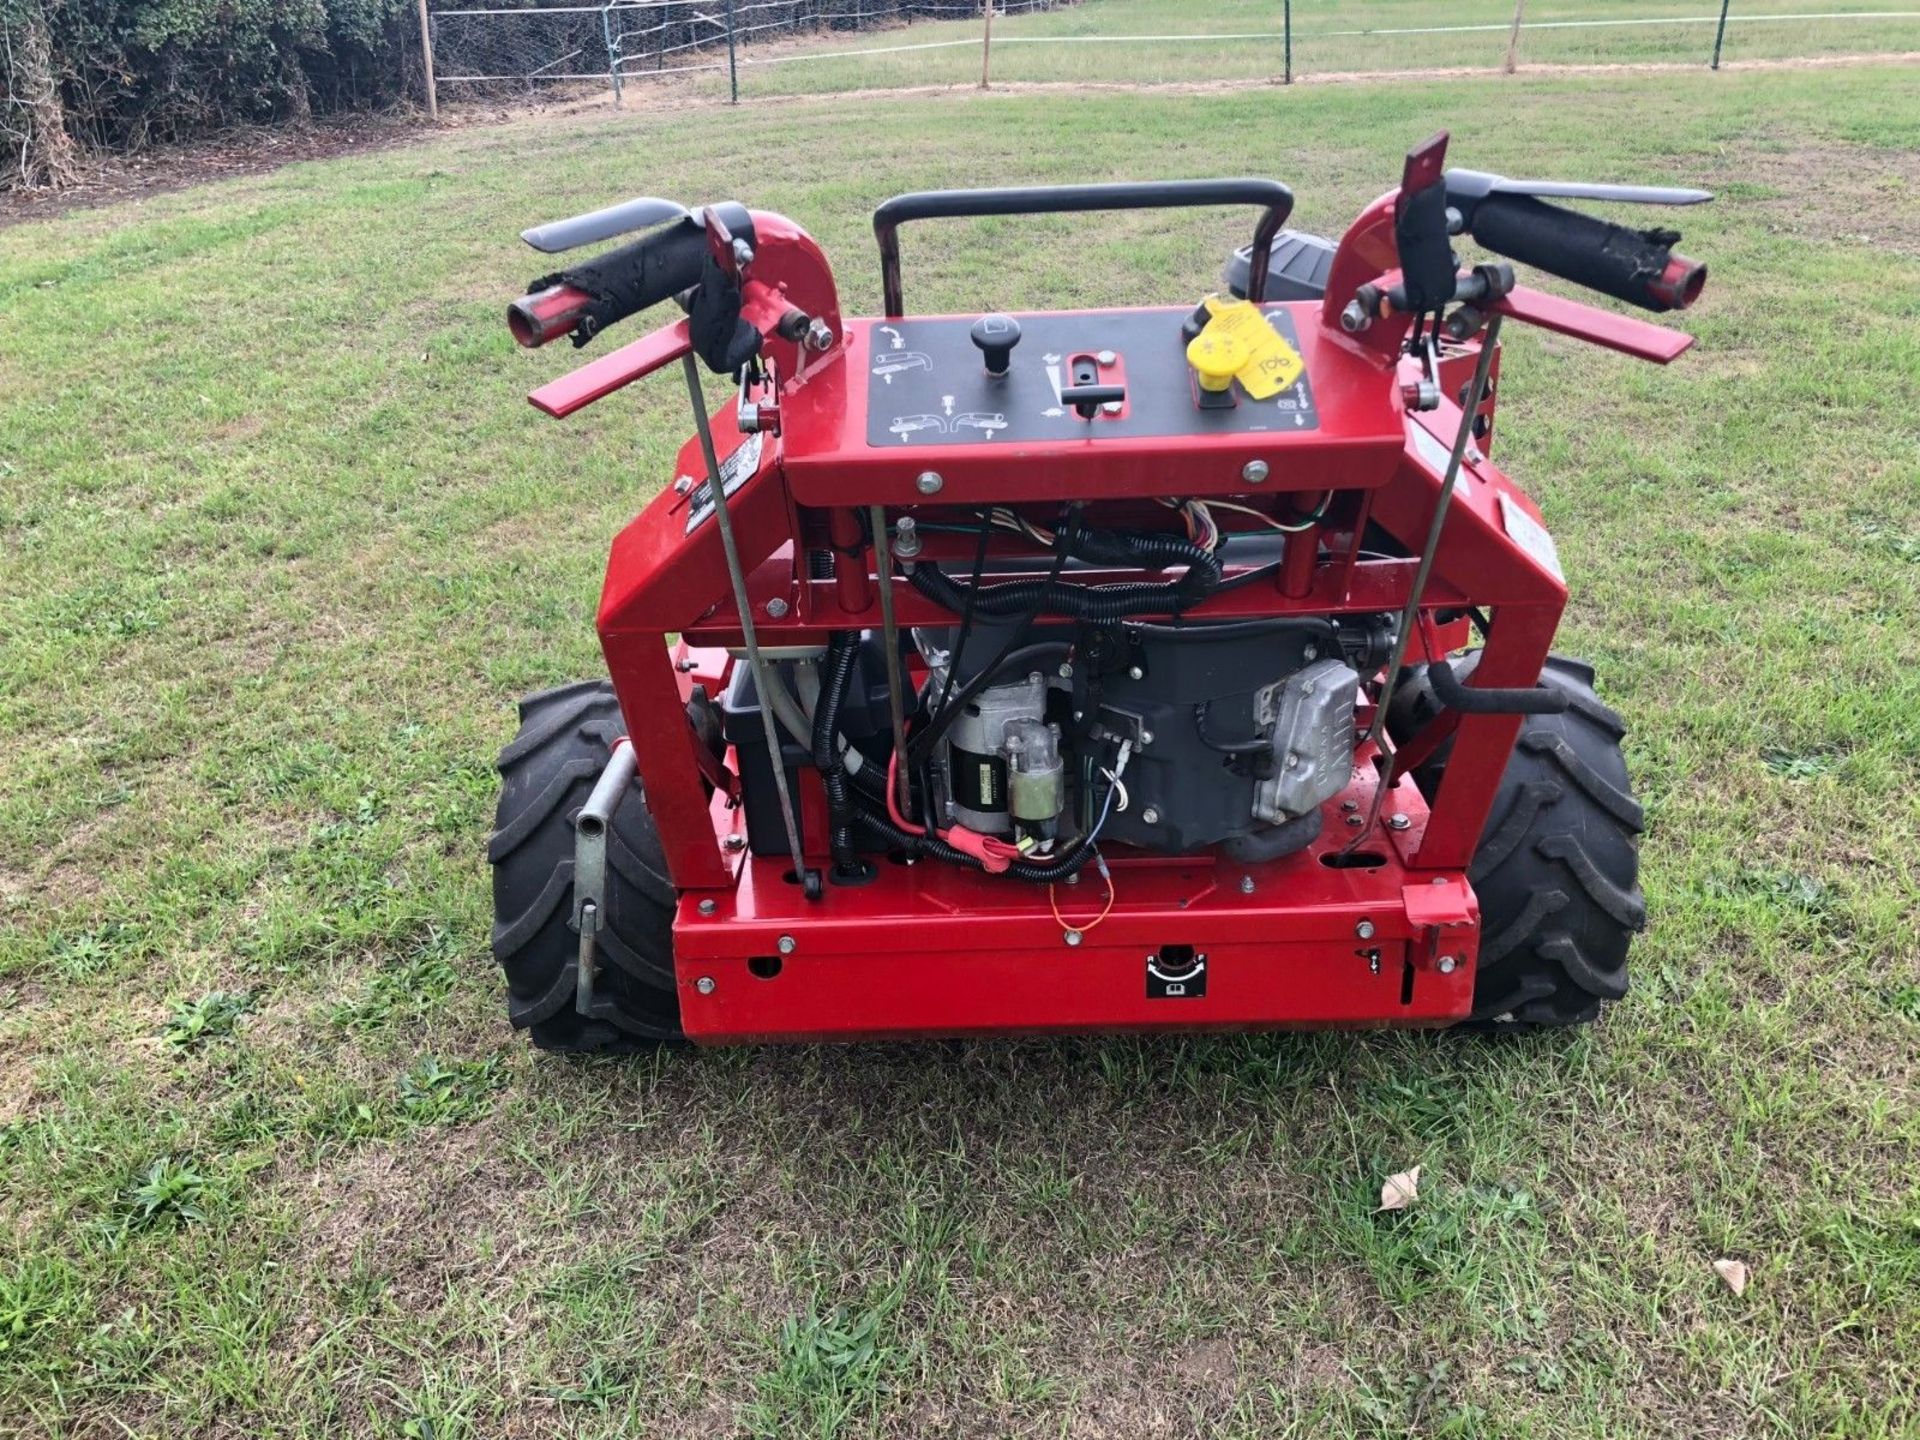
[1499,493,1564,581]
[684,431,764,535]
[1409,423,1454,478]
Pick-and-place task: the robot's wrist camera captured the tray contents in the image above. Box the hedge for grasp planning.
[2,0,421,187]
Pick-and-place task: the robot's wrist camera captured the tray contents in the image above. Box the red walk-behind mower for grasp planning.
[490,132,1708,1052]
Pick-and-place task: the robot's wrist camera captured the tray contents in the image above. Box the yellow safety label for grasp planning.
[1187,296,1305,400]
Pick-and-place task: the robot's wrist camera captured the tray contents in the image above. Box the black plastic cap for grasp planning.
[969,312,1023,375]
[1222,230,1338,302]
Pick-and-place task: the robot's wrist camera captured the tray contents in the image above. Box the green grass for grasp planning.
[3,57,1919,1440]
[648,0,1920,101]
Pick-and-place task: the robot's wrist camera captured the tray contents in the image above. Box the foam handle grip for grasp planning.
[517,217,710,345]
[1468,194,1705,313]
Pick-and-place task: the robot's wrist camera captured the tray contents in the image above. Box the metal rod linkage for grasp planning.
[868,505,913,820]
[681,354,813,893]
[1344,313,1506,854]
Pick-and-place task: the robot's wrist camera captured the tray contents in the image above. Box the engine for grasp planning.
[911,614,1389,864]
[721,599,1397,879]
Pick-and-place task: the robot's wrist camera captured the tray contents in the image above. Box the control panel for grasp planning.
[862,306,1320,448]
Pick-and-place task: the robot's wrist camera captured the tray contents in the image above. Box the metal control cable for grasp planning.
[681,354,813,892]
[1341,314,1505,856]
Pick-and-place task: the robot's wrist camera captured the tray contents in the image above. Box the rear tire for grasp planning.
[1388,654,1646,1030]
[489,680,683,1051]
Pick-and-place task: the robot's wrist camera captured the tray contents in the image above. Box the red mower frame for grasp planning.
[508,134,1701,1044]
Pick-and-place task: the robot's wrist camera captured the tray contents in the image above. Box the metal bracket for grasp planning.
[574,737,638,1015]
[1402,875,1475,930]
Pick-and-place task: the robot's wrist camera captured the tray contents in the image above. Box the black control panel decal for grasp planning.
[863,309,1318,447]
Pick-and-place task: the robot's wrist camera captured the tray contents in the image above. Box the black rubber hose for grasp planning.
[811,631,863,877]
[1129,616,1336,641]
[908,526,1222,623]
[1428,658,1569,716]
[910,562,1216,623]
[1220,810,1323,864]
[1194,700,1270,756]
[852,777,1110,884]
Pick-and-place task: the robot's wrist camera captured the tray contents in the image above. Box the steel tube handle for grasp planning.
[872,179,1295,318]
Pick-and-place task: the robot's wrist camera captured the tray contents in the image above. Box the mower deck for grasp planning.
[673,754,1479,1042]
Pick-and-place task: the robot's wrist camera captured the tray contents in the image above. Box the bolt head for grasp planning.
[695,975,716,994]
[1387,813,1411,831]
[1355,919,1376,940]
[776,934,797,955]
[915,470,944,495]
[765,597,790,619]
[1302,644,1318,662]
[1101,400,1123,416]
[724,834,746,851]
[1127,665,1144,680]
[1242,459,1270,485]
[1345,814,1364,827]
[697,898,717,916]
[1063,929,1083,947]
[1058,662,1074,679]
[1239,875,1256,894]
[1138,730,1154,746]
[1141,806,1161,825]
[1437,955,1458,975]
[1096,349,1117,366]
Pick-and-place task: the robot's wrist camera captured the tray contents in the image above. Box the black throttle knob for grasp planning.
[969,312,1022,376]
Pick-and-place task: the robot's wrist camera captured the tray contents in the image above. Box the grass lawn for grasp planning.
[646,0,1920,100]
[2,55,1919,1440]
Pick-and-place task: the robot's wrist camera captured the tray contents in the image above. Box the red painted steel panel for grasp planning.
[1494,285,1695,364]
[669,760,1479,1042]
[530,319,694,419]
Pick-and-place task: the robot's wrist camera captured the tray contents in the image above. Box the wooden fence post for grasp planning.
[415,0,438,120]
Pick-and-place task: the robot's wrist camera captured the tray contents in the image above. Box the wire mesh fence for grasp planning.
[424,0,1920,109]
[428,0,1067,101]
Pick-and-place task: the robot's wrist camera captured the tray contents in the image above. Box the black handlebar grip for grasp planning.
[516,203,757,346]
[1468,194,1705,313]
